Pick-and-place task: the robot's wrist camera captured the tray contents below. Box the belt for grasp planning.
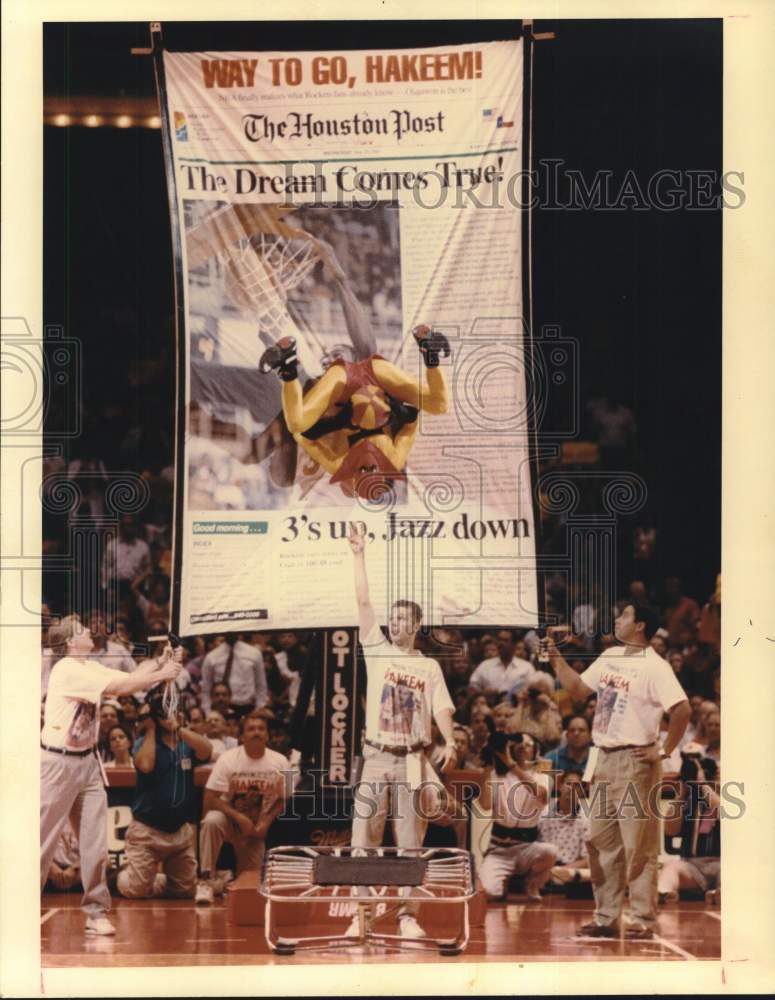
[598,742,655,754]
[365,738,428,757]
[41,742,95,758]
[490,823,539,844]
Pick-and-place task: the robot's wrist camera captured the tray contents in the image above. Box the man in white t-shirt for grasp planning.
[195,712,290,905]
[40,615,182,936]
[347,526,457,940]
[545,603,690,940]
[469,629,534,702]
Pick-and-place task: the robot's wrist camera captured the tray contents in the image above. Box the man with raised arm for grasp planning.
[543,603,690,940]
[40,616,182,936]
[346,526,457,940]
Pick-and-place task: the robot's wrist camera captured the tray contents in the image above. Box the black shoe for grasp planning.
[624,926,654,940]
[259,336,298,381]
[576,921,618,939]
[412,324,450,368]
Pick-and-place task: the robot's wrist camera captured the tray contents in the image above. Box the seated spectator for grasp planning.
[455,691,491,726]
[196,713,290,905]
[650,633,669,659]
[667,648,684,676]
[662,577,701,648]
[88,611,136,673]
[469,629,533,703]
[545,715,591,778]
[187,705,207,737]
[450,685,470,715]
[117,687,212,900]
[694,700,720,746]
[98,700,121,761]
[681,694,704,746]
[677,641,716,699]
[118,695,140,730]
[109,617,136,659]
[581,694,597,727]
[205,710,234,760]
[45,821,81,893]
[658,747,720,903]
[492,702,517,734]
[104,724,135,768]
[510,673,563,749]
[268,720,292,757]
[210,681,233,716]
[702,710,720,763]
[452,725,476,770]
[131,573,171,630]
[478,732,557,901]
[697,574,721,653]
[223,709,241,745]
[445,650,476,691]
[538,772,591,886]
[469,708,494,766]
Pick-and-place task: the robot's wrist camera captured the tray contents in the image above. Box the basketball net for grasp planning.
[218,231,321,338]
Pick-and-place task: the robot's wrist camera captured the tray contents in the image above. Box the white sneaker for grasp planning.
[398,914,426,939]
[85,915,115,936]
[195,881,214,906]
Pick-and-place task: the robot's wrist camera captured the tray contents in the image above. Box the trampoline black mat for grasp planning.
[312,856,428,886]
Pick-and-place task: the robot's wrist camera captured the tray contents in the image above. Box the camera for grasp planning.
[481,731,523,774]
[145,684,169,722]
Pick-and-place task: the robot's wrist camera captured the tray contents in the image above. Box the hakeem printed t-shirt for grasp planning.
[205,745,290,824]
[580,645,687,748]
[360,622,455,748]
[41,656,118,751]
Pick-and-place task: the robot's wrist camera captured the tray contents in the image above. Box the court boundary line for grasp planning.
[654,934,696,960]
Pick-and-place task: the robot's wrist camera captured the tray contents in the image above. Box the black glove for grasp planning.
[259,336,299,382]
[412,325,450,368]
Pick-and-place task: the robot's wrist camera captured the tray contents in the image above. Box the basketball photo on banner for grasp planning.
[184,200,444,509]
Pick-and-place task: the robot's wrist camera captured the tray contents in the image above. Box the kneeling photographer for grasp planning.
[478,731,557,901]
[658,742,720,903]
[116,685,212,899]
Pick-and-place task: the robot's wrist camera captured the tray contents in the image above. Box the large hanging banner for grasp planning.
[159,39,538,634]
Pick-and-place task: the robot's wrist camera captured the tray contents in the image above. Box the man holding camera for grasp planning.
[478,731,557,901]
[116,685,212,900]
[544,603,690,940]
[658,743,720,903]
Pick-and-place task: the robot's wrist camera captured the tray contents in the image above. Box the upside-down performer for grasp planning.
[259,324,450,500]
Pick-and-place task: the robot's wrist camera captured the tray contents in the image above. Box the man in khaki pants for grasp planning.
[545,604,690,940]
[116,685,213,899]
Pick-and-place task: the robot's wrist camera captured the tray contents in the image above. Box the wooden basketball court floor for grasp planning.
[41,893,720,967]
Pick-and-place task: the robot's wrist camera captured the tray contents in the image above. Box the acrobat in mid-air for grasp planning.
[259,325,451,500]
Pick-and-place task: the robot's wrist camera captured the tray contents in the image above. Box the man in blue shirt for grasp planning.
[117,687,212,899]
[544,715,591,779]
